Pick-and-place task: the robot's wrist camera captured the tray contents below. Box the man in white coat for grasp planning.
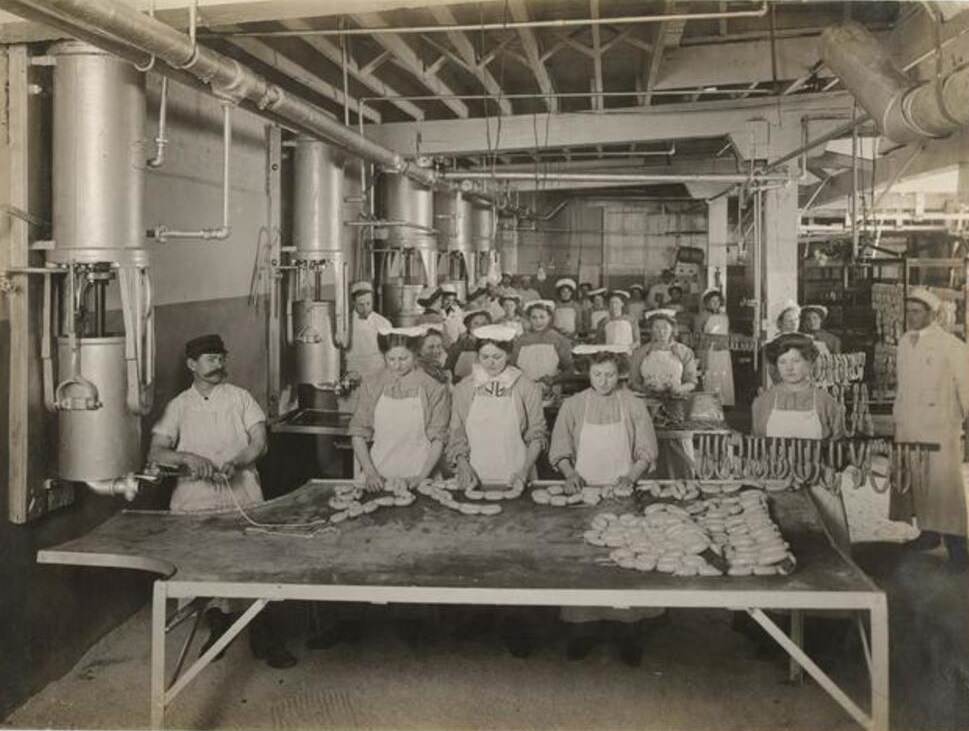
[345,281,392,380]
[893,288,969,570]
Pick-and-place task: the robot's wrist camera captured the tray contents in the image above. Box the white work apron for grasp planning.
[641,348,694,478]
[765,391,848,547]
[370,390,433,479]
[589,310,608,330]
[443,309,465,343]
[516,342,559,382]
[466,386,527,484]
[346,316,386,378]
[562,397,664,623]
[701,313,735,407]
[169,396,263,513]
[453,350,477,381]
[604,318,634,346]
[554,306,578,335]
[573,394,632,485]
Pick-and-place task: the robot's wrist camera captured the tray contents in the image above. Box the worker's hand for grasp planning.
[563,472,586,495]
[508,469,528,493]
[672,382,695,398]
[218,461,237,481]
[615,475,635,492]
[182,453,218,480]
[456,459,480,491]
[363,470,385,493]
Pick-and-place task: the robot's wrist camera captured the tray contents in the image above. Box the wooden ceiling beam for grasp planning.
[351,11,469,118]
[640,1,687,107]
[428,6,513,115]
[279,18,424,120]
[590,0,604,112]
[507,0,558,113]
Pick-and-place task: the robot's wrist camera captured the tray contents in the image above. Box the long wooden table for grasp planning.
[37,480,888,731]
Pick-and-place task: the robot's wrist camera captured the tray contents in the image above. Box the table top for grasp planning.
[38,481,882,610]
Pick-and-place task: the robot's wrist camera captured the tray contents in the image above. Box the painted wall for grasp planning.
[0,63,275,718]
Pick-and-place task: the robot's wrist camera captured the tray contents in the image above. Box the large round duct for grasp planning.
[49,41,147,266]
[821,22,969,143]
[293,137,345,262]
[379,173,436,252]
[471,204,495,253]
[434,190,473,253]
[292,300,341,387]
[56,336,141,481]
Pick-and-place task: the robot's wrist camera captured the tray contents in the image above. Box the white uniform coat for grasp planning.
[893,323,969,535]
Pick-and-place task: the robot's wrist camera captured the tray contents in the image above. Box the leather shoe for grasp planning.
[198,609,231,662]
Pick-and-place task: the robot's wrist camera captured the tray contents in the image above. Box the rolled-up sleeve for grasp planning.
[548,395,581,467]
[423,378,451,443]
[348,377,380,440]
[446,382,473,464]
[677,344,699,385]
[627,394,658,464]
[519,378,549,450]
[628,346,647,392]
[152,397,182,442]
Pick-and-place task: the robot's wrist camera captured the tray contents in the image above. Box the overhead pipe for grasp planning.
[821,21,969,144]
[210,1,769,37]
[3,0,438,189]
[446,171,792,184]
[149,101,233,241]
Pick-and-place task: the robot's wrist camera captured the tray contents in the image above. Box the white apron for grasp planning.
[641,348,694,478]
[554,305,578,335]
[765,391,849,548]
[604,318,634,347]
[169,399,263,513]
[466,385,527,484]
[563,396,663,623]
[700,313,735,407]
[346,315,386,379]
[370,390,433,479]
[589,310,608,330]
[443,309,465,343]
[574,394,632,485]
[517,342,560,382]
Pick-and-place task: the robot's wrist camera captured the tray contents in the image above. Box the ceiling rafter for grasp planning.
[427,6,513,115]
[590,0,604,112]
[226,37,381,122]
[507,0,558,113]
[360,50,392,76]
[639,1,687,107]
[278,18,424,121]
[549,28,596,58]
[351,11,469,118]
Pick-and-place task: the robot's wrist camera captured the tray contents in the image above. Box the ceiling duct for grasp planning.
[821,21,969,143]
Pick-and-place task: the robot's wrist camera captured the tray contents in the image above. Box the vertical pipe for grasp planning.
[851,103,859,258]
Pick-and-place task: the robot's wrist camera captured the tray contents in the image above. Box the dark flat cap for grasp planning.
[186,334,227,359]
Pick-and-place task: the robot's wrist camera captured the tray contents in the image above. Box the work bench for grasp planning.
[38,479,888,731]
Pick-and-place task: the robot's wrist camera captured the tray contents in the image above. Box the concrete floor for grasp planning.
[4,545,968,731]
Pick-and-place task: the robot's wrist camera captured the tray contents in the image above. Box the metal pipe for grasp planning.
[146,75,168,168]
[208,1,769,37]
[361,89,770,104]
[6,0,437,188]
[446,171,790,183]
[851,104,859,257]
[150,102,232,241]
[822,21,969,143]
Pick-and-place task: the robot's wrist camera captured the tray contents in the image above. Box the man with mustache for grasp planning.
[148,334,296,668]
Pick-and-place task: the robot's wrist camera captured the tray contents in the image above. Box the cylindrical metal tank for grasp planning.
[381,282,424,327]
[49,41,147,266]
[292,300,341,386]
[56,336,141,482]
[293,137,344,261]
[378,172,437,286]
[471,203,495,253]
[434,190,473,253]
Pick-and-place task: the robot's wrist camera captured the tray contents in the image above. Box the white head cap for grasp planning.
[472,324,518,342]
[524,299,556,314]
[555,278,577,291]
[906,287,941,312]
[350,281,375,297]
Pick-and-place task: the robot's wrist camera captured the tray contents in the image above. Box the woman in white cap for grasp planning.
[594,290,641,347]
[511,300,574,389]
[629,309,698,478]
[439,283,465,343]
[626,284,647,324]
[445,309,493,382]
[894,288,969,569]
[587,288,609,331]
[448,324,547,492]
[553,278,581,336]
[496,292,528,336]
[417,325,450,385]
[349,326,451,492]
[764,300,805,384]
[345,281,393,381]
[694,288,735,407]
[800,305,841,354]
[550,347,661,666]
[416,286,445,330]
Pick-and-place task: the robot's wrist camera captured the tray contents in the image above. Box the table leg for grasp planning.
[870,597,890,731]
[789,610,805,684]
[150,581,167,731]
